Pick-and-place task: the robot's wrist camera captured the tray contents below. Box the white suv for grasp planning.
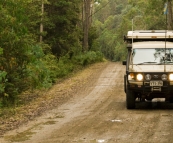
[123,30,173,109]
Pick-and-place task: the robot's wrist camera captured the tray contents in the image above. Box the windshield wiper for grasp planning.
[137,62,158,65]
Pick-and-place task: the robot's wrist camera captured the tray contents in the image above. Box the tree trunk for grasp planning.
[40,1,44,42]
[89,0,93,27]
[168,1,173,30]
[83,0,91,51]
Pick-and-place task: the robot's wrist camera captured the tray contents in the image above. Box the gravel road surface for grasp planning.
[1,62,173,143]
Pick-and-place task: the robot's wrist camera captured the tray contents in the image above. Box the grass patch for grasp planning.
[4,123,42,142]
[4,130,35,142]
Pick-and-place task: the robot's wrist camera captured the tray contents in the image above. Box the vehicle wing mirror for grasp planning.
[127,44,132,50]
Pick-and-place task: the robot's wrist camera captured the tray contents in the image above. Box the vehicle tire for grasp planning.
[170,97,173,103]
[124,75,126,93]
[146,97,153,101]
[126,89,135,109]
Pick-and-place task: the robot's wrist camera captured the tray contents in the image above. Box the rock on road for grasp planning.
[1,62,173,143]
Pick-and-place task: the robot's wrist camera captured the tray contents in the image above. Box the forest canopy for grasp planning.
[93,0,172,61]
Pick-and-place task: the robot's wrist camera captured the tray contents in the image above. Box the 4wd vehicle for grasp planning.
[123,30,173,109]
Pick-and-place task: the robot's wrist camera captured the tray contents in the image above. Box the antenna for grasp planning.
[132,19,134,44]
[164,0,168,72]
[132,19,134,68]
[164,29,167,72]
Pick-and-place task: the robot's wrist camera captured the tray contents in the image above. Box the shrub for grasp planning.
[73,51,104,66]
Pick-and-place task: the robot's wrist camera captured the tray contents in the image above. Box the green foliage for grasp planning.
[0,71,7,94]
[56,57,74,77]
[0,0,53,106]
[48,51,104,79]
[73,51,104,66]
[0,48,3,55]
[88,26,100,51]
[44,0,82,57]
[25,51,104,85]
[0,0,29,105]
[93,0,128,61]
[27,45,52,89]
[93,0,171,61]
[0,0,104,107]
[144,1,166,30]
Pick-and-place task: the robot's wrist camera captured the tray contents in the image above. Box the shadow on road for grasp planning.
[135,101,173,109]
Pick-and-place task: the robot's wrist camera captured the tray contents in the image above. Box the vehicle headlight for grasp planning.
[145,74,151,81]
[128,73,135,80]
[169,74,173,81]
[162,74,167,80]
[137,74,143,81]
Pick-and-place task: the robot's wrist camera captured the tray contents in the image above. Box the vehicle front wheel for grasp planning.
[170,97,173,103]
[126,89,135,109]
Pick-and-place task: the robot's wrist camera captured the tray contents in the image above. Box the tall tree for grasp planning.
[83,0,92,51]
[44,0,82,57]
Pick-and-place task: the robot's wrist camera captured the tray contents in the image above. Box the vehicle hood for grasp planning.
[129,65,173,72]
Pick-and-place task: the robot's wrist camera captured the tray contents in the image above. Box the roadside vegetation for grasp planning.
[0,0,104,108]
[0,0,173,109]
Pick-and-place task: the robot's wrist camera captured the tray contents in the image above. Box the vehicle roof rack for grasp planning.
[124,30,173,43]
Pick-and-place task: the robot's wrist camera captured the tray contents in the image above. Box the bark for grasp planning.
[167,1,173,30]
[40,1,44,42]
[83,0,91,51]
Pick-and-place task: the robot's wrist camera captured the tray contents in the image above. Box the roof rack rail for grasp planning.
[124,30,173,43]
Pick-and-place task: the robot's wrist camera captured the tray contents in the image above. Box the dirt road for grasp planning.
[1,62,173,143]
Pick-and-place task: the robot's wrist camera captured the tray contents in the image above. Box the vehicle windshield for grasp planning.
[131,48,173,65]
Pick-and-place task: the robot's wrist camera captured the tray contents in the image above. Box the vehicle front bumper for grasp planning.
[128,81,173,93]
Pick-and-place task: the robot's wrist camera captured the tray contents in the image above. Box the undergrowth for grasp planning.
[0,51,104,108]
